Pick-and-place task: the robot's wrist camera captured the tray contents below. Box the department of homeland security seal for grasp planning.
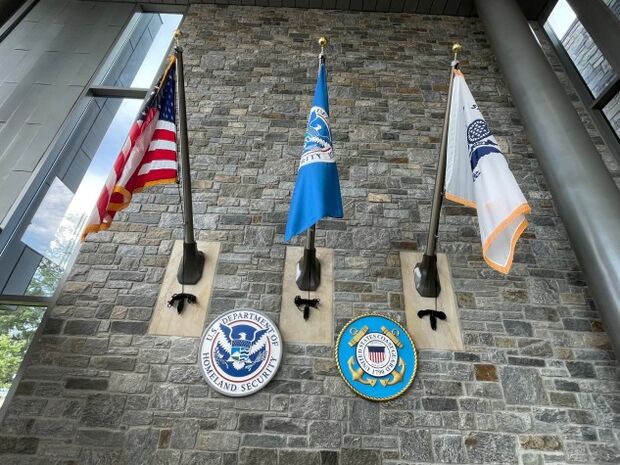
[200,309,282,397]
[335,314,417,401]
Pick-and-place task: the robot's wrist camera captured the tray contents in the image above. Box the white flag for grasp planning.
[445,69,530,274]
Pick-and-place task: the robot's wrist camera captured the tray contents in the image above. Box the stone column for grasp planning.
[475,0,620,354]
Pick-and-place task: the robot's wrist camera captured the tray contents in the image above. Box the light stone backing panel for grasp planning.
[149,240,220,337]
[400,252,463,350]
[279,246,333,345]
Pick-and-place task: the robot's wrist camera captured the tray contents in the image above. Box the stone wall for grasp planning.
[1,5,619,465]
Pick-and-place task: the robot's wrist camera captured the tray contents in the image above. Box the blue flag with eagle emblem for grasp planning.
[285,58,343,241]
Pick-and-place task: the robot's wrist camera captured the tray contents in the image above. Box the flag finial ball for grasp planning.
[318,37,328,48]
[452,43,462,53]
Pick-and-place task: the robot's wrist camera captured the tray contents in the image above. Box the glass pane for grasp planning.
[6,97,142,298]
[75,98,143,217]
[603,92,620,139]
[547,0,577,38]
[0,305,46,406]
[0,10,182,300]
[546,0,618,98]
[22,178,77,269]
[99,13,183,88]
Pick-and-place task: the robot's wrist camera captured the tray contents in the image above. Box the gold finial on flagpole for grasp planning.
[318,36,328,54]
[452,42,462,61]
[174,29,182,47]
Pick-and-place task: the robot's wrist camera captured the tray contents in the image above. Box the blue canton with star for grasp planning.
[140,66,176,123]
[156,67,176,123]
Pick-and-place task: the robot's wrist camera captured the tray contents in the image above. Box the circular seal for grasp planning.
[356,332,398,377]
[199,309,282,397]
[335,314,417,402]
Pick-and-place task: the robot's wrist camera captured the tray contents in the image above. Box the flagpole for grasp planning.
[175,31,205,285]
[414,43,462,298]
[295,36,329,292]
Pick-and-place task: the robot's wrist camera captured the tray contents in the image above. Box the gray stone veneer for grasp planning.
[1,5,618,465]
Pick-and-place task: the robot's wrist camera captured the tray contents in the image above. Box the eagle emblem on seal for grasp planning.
[214,323,269,373]
[303,106,333,157]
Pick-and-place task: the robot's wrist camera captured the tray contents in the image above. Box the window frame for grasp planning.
[539,7,620,162]
[0,0,38,43]
[0,3,186,422]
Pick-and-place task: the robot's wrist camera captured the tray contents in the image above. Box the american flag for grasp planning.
[82,57,178,240]
[367,346,385,364]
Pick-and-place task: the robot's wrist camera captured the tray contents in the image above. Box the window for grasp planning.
[547,0,617,99]
[0,9,183,408]
[603,93,620,138]
[544,0,620,147]
[0,305,46,407]
[15,97,144,297]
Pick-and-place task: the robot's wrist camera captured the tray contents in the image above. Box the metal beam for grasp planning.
[138,3,187,14]
[0,294,51,307]
[592,78,620,111]
[0,0,36,41]
[475,0,620,354]
[88,86,149,99]
[566,0,620,79]
[537,0,559,24]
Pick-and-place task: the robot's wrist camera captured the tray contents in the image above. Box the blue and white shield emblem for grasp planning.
[216,323,270,372]
[301,106,333,165]
[230,336,251,362]
[335,314,417,401]
[200,309,282,397]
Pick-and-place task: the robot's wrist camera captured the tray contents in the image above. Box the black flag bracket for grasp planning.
[294,295,320,320]
[418,309,447,330]
[168,293,197,314]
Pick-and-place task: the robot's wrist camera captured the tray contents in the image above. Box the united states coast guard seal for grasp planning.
[200,309,282,397]
[335,314,417,401]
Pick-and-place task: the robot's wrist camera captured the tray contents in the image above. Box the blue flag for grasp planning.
[285,60,343,241]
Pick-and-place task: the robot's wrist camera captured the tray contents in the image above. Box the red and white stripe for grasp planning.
[82,105,177,240]
[368,347,385,364]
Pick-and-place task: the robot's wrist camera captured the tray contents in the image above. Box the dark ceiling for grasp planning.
[1,0,557,24]
[160,0,557,21]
